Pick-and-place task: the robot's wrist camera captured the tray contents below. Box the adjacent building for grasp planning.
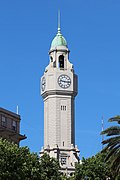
[40,19,79,175]
[0,107,26,145]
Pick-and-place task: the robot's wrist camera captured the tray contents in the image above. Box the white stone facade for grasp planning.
[40,40,79,175]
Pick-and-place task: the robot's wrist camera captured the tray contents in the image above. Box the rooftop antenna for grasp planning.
[101,115,104,150]
[17,105,19,115]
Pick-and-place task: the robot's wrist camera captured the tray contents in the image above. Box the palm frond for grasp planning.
[109,142,120,151]
[101,116,120,177]
[105,145,120,161]
[101,126,120,136]
[109,150,120,173]
[102,136,120,146]
[109,116,120,124]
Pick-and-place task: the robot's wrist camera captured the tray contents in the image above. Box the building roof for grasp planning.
[51,27,67,49]
[0,107,20,119]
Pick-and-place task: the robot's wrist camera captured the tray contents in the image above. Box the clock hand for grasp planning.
[61,80,70,83]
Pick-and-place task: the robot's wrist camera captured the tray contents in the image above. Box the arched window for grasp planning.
[70,173,73,176]
[59,55,64,69]
[50,56,53,62]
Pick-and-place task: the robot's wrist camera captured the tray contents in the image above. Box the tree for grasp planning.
[74,152,113,180]
[40,153,61,180]
[0,138,61,180]
[101,116,120,178]
[0,138,41,179]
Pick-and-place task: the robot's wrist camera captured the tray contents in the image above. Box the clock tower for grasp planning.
[40,18,79,175]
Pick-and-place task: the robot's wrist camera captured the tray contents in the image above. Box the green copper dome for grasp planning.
[51,27,67,48]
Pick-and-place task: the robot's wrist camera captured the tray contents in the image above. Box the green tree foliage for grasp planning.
[0,139,61,180]
[101,116,120,178]
[74,152,113,180]
[40,153,61,180]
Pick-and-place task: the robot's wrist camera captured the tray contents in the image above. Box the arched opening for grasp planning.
[59,55,64,69]
[70,173,73,176]
[50,56,53,62]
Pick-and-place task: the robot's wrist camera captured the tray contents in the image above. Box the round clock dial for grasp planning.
[41,77,46,91]
[58,75,71,89]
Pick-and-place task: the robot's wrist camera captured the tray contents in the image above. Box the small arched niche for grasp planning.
[59,55,64,69]
[50,56,53,62]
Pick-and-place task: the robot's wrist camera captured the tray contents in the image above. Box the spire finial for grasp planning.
[58,10,61,34]
[58,10,60,29]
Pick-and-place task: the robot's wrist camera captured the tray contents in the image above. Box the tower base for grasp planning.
[40,144,80,176]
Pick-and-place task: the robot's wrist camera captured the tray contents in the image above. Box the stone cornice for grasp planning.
[41,90,77,99]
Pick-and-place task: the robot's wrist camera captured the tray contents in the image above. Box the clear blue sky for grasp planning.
[0,0,120,158]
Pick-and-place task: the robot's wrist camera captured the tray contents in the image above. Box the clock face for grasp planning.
[58,75,71,89]
[41,77,46,91]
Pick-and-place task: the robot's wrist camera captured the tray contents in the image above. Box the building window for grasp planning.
[65,106,66,111]
[61,157,66,165]
[12,120,17,131]
[59,55,64,69]
[61,106,67,111]
[50,56,53,62]
[1,116,7,127]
